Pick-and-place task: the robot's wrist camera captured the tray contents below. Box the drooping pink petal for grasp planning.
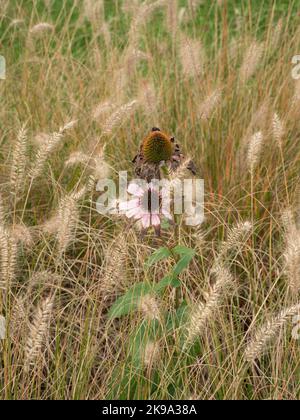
[126,207,142,219]
[151,214,161,226]
[141,214,151,228]
[127,198,140,210]
[128,183,145,197]
[133,208,143,219]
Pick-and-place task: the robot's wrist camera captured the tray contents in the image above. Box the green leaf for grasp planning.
[161,218,171,230]
[173,252,195,276]
[155,275,181,292]
[129,320,162,369]
[172,245,195,257]
[145,247,171,268]
[165,300,189,333]
[108,282,152,319]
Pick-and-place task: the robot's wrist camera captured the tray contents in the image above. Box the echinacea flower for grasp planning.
[119,181,172,232]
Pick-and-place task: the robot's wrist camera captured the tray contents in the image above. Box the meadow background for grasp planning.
[1,0,300,400]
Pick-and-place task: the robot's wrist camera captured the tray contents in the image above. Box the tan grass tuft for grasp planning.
[269,19,283,50]
[124,48,150,75]
[186,264,234,344]
[122,0,139,15]
[101,235,128,296]
[65,148,110,180]
[0,226,17,291]
[138,294,161,321]
[29,22,54,36]
[244,304,300,362]
[30,120,77,181]
[65,151,90,167]
[92,101,117,121]
[166,0,178,38]
[10,124,28,196]
[239,41,264,83]
[0,315,5,340]
[272,112,284,147]
[179,34,204,79]
[139,81,159,123]
[43,191,81,255]
[218,221,252,259]
[143,341,160,368]
[282,209,300,294]
[83,0,104,28]
[102,100,138,135]
[11,223,33,248]
[128,0,167,48]
[198,88,222,121]
[24,295,54,372]
[55,194,80,255]
[0,194,6,226]
[247,131,263,173]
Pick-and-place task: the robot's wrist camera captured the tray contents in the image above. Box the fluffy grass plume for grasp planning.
[10,125,28,196]
[186,263,235,345]
[245,304,300,362]
[24,295,54,372]
[30,121,77,181]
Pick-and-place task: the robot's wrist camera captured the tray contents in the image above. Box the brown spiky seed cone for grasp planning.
[132,128,196,182]
[142,130,173,163]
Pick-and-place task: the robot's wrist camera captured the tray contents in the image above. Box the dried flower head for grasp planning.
[142,131,173,163]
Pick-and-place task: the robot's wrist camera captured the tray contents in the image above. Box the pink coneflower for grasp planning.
[119,182,172,231]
